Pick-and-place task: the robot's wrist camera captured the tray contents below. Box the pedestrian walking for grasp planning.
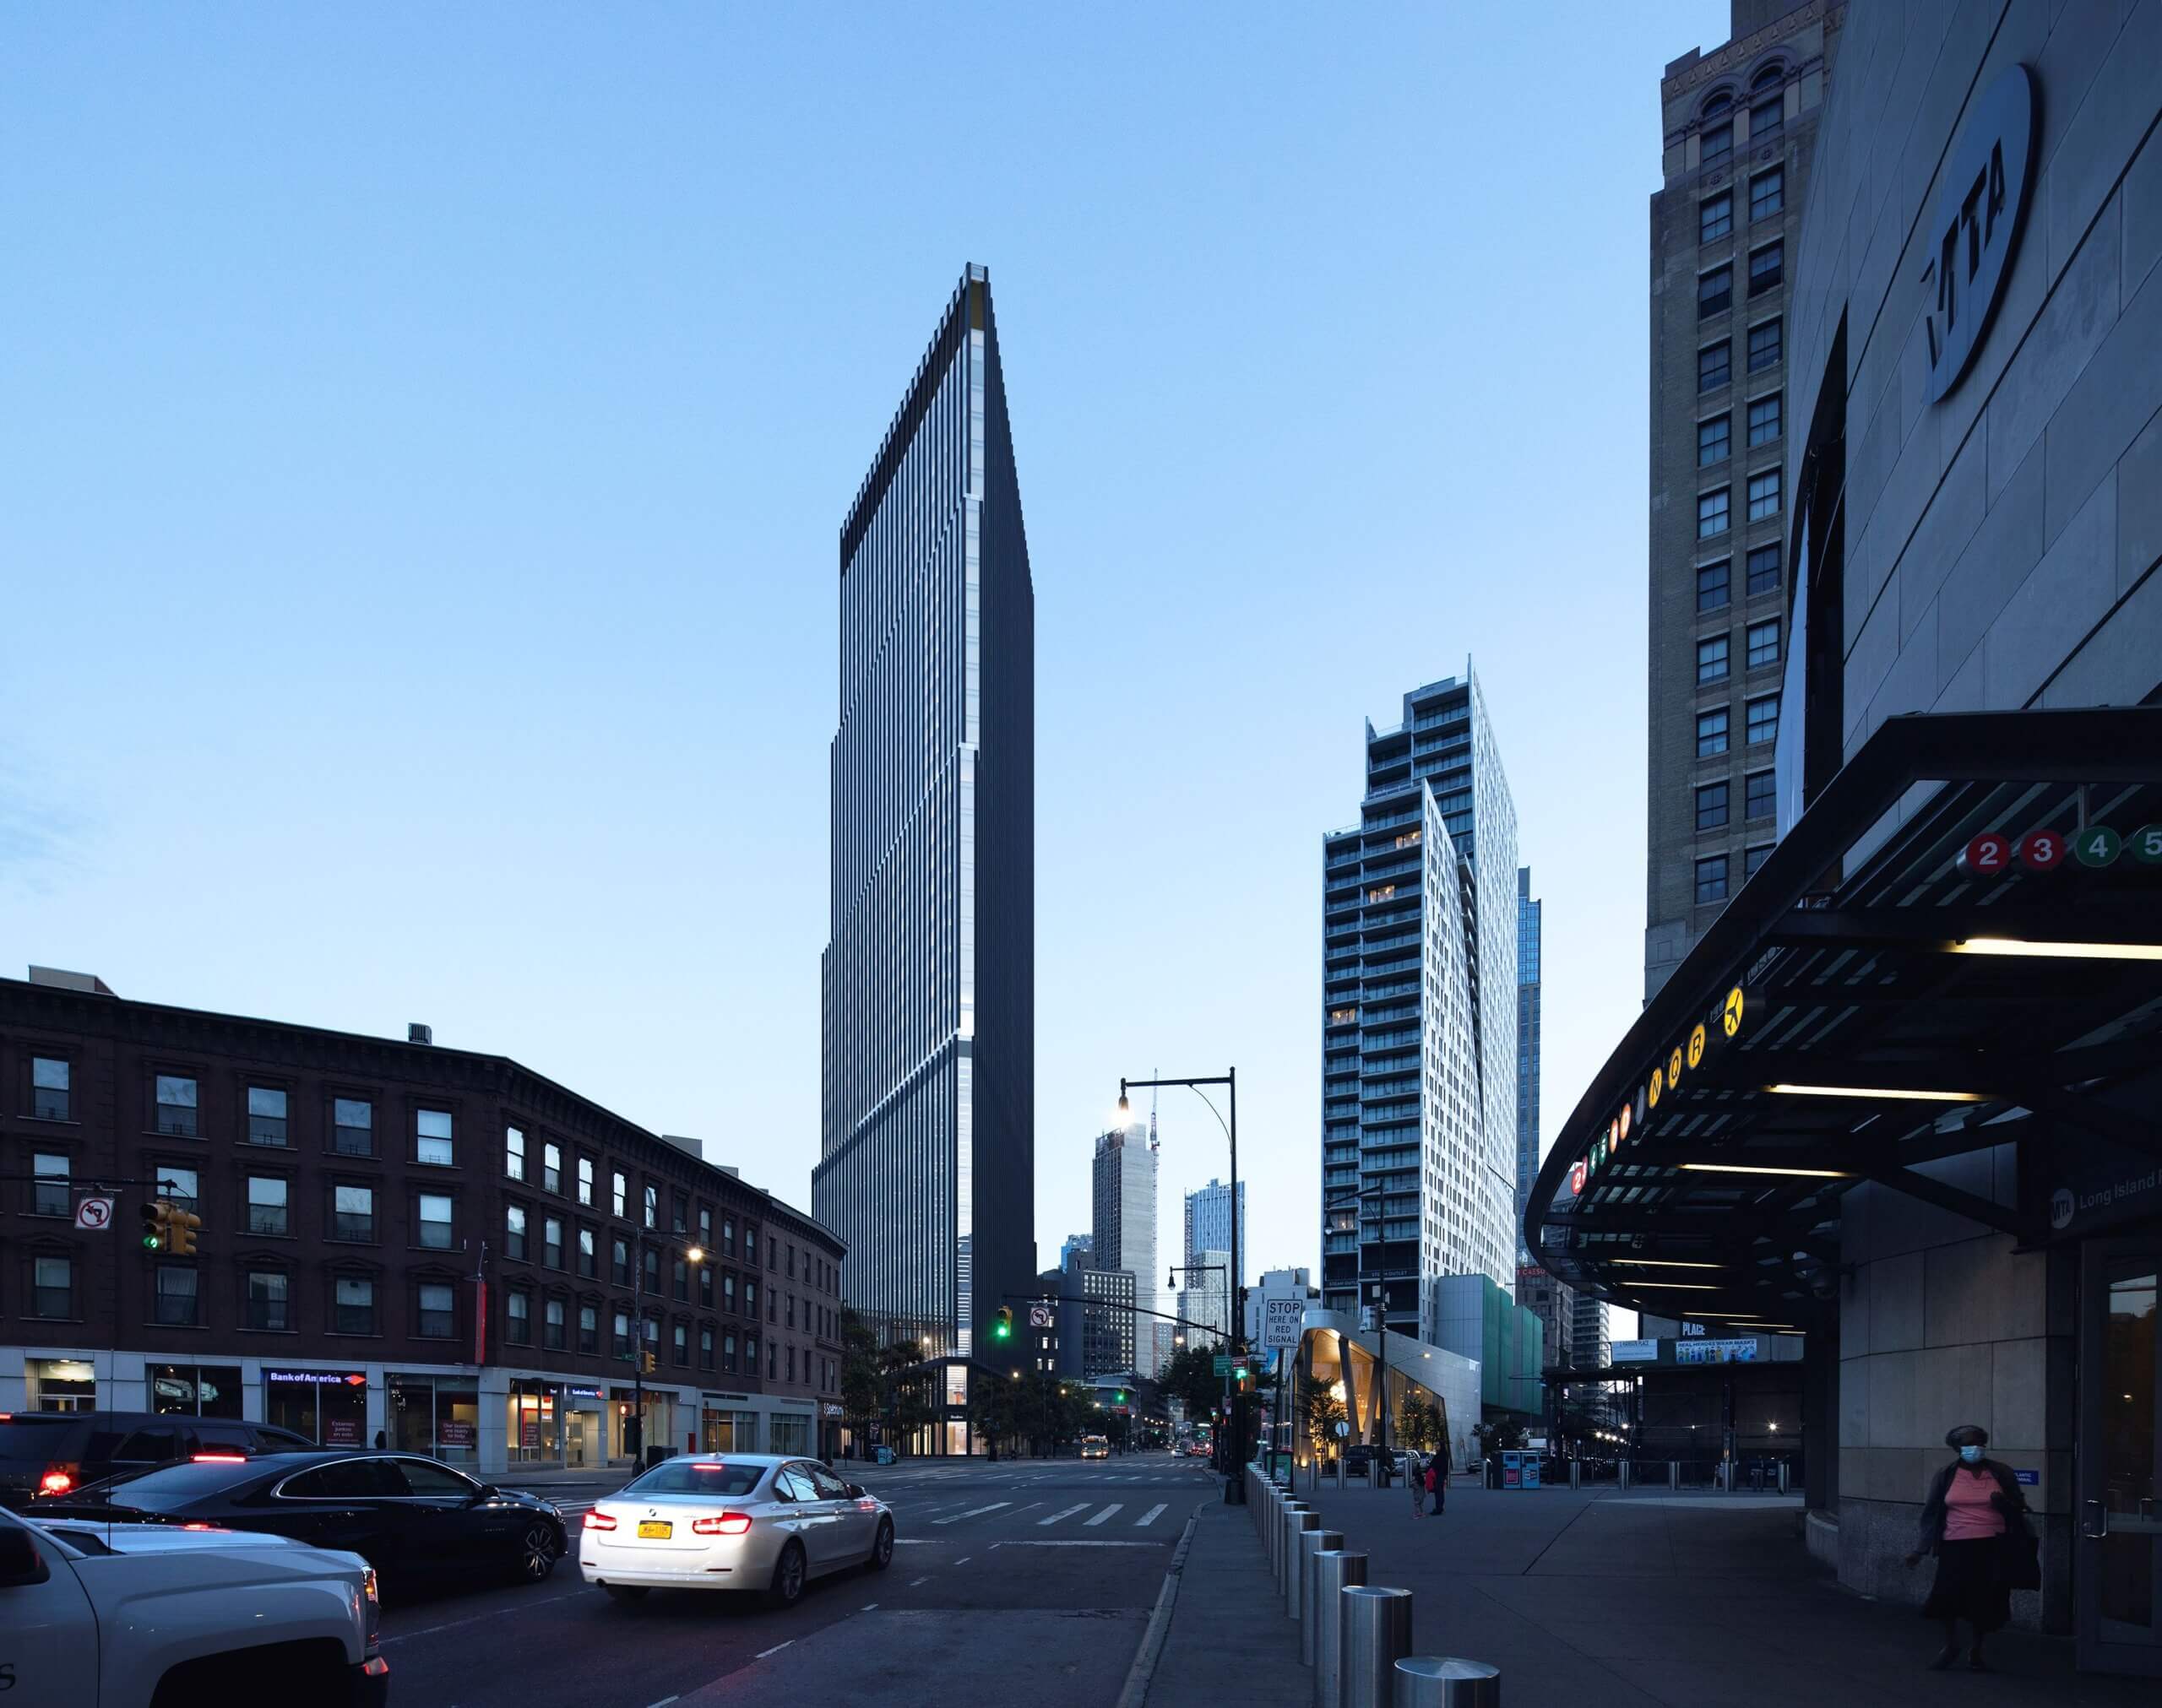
[1904,1424,2037,1672]
[1405,1450,1426,1519]
[1427,1432,1450,1516]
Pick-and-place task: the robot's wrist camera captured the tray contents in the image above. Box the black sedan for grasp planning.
[34,1450,568,1585]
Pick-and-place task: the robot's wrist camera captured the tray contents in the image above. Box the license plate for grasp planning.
[637,1521,671,1539]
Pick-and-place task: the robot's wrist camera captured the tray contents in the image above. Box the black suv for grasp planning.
[0,1411,314,1508]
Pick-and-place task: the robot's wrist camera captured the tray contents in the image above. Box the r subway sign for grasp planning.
[1923,64,2036,404]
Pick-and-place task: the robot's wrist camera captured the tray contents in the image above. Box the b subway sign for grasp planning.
[1923,64,2037,404]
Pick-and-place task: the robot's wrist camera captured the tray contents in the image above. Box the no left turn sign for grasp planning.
[74,1196,115,1231]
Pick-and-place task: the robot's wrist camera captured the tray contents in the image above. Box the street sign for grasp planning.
[1333,1419,1350,1440]
[1028,1304,1052,1329]
[1261,1298,1304,1350]
[1212,1355,1233,1375]
[74,1196,114,1232]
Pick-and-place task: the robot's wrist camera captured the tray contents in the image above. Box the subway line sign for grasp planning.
[1573,984,1750,1194]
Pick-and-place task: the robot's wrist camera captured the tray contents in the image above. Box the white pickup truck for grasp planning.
[0,1503,388,1706]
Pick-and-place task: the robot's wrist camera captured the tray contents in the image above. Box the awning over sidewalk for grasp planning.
[1526,708,2162,1327]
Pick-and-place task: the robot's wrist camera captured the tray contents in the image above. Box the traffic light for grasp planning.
[168,1208,202,1258]
[991,1306,1013,1342]
[641,1350,657,1375]
[140,1199,171,1251]
[1115,1389,1127,1405]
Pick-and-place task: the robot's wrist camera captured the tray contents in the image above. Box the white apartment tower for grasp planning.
[1320,665,1519,1341]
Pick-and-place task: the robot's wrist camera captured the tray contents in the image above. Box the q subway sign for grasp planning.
[1922,64,2037,404]
[1574,984,1751,1194]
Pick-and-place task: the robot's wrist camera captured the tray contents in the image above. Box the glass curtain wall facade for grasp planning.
[1320,666,1519,1341]
[1090,1123,1158,1374]
[815,265,1035,1364]
[1514,866,1541,1264]
[1183,1179,1245,1274]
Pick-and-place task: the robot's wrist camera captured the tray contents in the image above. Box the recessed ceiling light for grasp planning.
[1764,1084,1985,1103]
[1953,936,2162,962]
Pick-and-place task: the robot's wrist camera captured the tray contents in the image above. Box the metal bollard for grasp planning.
[1285,1510,1320,1618]
[1277,1499,1308,1585]
[1312,1551,1367,1708]
[1569,1459,1581,1490]
[1393,1656,1501,1707]
[1343,1585,1414,1708]
[1669,1461,1679,1491]
[1300,1528,1344,1666]
[1619,1459,1631,1491]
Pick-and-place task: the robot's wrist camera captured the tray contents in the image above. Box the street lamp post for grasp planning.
[1324,1185,1395,1483]
[627,1234,703,1467]
[1118,1069,1243,1504]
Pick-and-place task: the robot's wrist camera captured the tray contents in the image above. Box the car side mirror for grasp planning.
[0,1528,51,1589]
[472,1483,499,1501]
[846,1483,865,1499]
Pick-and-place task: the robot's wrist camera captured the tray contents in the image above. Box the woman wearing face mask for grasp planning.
[1904,1424,2035,1671]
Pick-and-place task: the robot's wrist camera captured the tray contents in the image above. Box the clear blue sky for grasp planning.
[3,3,1726,1320]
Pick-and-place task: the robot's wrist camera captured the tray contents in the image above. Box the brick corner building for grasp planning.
[2,968,845,1472]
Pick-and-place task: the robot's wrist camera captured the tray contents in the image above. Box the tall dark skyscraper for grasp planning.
[814,265,1035,1362]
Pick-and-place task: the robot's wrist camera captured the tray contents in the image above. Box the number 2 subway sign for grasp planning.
[1573,984,1752,1196]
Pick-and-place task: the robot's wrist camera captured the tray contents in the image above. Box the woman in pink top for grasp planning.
[1904,1424,2033,1672]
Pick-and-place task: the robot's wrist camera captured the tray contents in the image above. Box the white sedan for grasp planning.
[579,1454,893,1608]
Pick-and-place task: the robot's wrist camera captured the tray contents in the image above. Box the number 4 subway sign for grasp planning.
[1964,823,2162,874]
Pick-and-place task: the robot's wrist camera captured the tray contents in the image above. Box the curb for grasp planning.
[1113,1498,1207,1708]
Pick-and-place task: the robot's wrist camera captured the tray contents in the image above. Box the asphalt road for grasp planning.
[377,1453,1217,1708]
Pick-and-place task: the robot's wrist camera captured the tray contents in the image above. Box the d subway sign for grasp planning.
[1922,63,2037,404]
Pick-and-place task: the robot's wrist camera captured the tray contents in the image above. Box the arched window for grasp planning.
[1702,89,1734,119]
[1752,62,1784,92]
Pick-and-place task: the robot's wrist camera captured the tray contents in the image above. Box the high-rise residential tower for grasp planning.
[1090,1122,1159,1375]
[1513,867,1541,1265]
[1643,4,1840,999]
[1320,665,1519,1341]
[1182,1179,1245,1278]
[814,265,1035,1361]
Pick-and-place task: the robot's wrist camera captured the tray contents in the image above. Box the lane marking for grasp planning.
[894,1538,934,1545]
[1040,1503,1090,1526]
[910,1575,931,1586]
[934,1501,1011,1526]
[1085,1504,1123,1526]
[1136,1504,1167,1527]
[380,1587,588,1646]
[953,1556,970,1564]
[755,1640,795,1659]
[1000,1539,1165,1548]
[647,1698,679,1708]
[861,1602,878,1611]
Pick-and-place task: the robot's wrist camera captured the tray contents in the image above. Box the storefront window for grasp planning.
[389,1374,481,1463]
[701,1408,760,1452]
[148,1364,242,1418]
[266,1369,369,1445]
[508,1381,561,1462]
[26,1358,96,1412]
[769,1412,812,1456]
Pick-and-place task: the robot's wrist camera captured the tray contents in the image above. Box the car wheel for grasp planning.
[604,1585,649,1604]
[767,1539,807,1608]
[866,1518,894,1572]
[513,1521,558,1583]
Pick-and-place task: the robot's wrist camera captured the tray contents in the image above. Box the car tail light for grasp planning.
[191,1453,247,1464]
[361,1567,380,1646]
[361,1656,389,1680]
[691,1513,752,1536]
[38,1467,75,1496]
[583,1510,617,1531]
[181,1523,225,1532]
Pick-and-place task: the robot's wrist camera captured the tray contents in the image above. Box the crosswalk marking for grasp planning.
[1136,1504,1166,1527]
[1084,1504,1122,1526]
[1040,1504,1089,1526]
[934,1502,1010,1526]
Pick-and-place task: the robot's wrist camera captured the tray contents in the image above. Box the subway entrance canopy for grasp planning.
[1527,708,2162,1327]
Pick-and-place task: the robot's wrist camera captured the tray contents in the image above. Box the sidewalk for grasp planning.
[1268,1473,2155,1707]
[1142,1494,1307,1708]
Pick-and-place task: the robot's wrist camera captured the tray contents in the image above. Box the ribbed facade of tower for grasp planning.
[814,265,1035,1361]
[1091,1122,1158,1376]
